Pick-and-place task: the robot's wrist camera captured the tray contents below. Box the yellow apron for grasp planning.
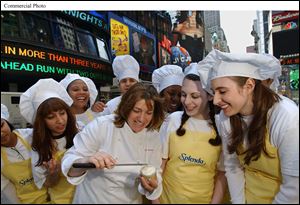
[237,129,281,204]
[48,149,75,204]
[86,109,95,122]
[160,128,221,204]
[1,131,49,204]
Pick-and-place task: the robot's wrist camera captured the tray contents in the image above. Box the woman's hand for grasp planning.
[68,151,116,177]
[91,101,106,113]
[88,151,117,169]
[140,175,158,193]
[43,159,61,187]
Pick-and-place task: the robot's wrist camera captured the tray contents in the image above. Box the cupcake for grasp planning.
[140,165,157,181]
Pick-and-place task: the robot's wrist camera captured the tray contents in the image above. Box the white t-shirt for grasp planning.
[61,114,163,203]
[218,96,299,203]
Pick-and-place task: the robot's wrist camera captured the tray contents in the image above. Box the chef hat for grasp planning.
[112,55,140,82]
[60,73,98,105]
[184,62,199,76]
[152,65,184,93]
[1,104,9,121]
[184,62,214,95]
[19,78,73,124]
[259,53,282,91]
[208,50,282,89]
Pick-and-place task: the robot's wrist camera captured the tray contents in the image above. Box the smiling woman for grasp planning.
[61,82,166,204]
[1,104,49,204]
[207,49,299,204]
[19,78,78,203]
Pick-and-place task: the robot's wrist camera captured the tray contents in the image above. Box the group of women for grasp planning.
[1,51,298,204]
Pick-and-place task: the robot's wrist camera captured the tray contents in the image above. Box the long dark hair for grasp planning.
[176,74,221,146]
[227,77,280,165]
[32,98,78,166]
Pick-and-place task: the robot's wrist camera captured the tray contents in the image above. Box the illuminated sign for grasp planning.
[281,57,299,65]
[1,60,110,81]
[1,42,112,82]
[62,11,109,32]
[108,12,156,72]
[110,18,130,56]
[272,11,299,24]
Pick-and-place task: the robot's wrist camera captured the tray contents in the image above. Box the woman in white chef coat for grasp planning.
[99,55,140,116]
[19,78,78,204]
[1,104,49,204]
[61,82,165,204]
[208,50,299,203]
[60,73,104,130]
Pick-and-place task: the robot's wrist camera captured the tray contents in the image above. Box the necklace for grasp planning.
[10,147,25,160]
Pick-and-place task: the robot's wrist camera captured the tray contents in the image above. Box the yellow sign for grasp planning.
[110,18,129,56]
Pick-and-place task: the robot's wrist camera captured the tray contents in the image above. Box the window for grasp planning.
[20,13,52,44]
[52,17,76,51]
[132,31,155,66]
[1,12,20,37]
[77,32,97,57]
[96,38,109,61]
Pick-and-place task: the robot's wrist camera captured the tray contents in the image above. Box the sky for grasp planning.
[220,11,257,53]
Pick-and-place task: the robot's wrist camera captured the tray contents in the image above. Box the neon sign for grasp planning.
[62,11,109,32]
[1,42,112,82]
[1,60,110,81]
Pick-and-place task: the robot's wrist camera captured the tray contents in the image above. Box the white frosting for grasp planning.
[140,165,156,177]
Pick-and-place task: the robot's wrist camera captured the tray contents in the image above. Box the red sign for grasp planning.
[281,57,299,65]
[159,35,171,53]
[272,11,299,24]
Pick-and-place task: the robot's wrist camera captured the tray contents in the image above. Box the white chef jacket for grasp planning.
[61,114,163,204]
[218,96,299,204]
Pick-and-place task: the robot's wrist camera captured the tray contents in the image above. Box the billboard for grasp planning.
[108,12,157,72]
[110,18,130,56]
[1,41,112,86]
[172,11,205,62]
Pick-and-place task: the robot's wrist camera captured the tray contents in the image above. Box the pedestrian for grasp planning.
[100,54,140,116]
[152,64,185,116]
[208,50,299,203]
[158,63,226,203]
[19,78,78,204]
[61,82,165,203]
[60,73,104,130]
[1,104,49,204]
